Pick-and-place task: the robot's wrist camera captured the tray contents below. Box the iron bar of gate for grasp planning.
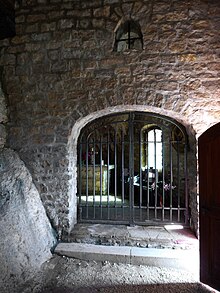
[169,136,173,222]
[162,132,165,221]
[100,135,103,219]
[147,131,150,220]
[79,140,82,207]
[93,138,96,219]
[86,137,89,219]
[184,141,189,225]
[154,129,158,220]
[114,128,117,218]
[177,140,180,222]
[129,113,134,225]
[107,130,110,220]
[139,128,143,221]
[121,129,125,220]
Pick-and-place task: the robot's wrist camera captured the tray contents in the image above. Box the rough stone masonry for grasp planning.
[0,0,220,286]
[1,0,220,236]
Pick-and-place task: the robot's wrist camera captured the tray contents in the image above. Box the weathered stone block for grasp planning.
[1,53,16,65]
[67,9,91,18]
[60,19,76,29]
[0,86,7,124]
[92,18,105,29]
[78,19,91,29]
[31,32,51,41]
[25,42,42,51]
[32,51,46,63]
[93,6,111,18]
[16,24,24,35]
[27,14,46,23]
[16,15,26,23]
[41,22,56,32]
[25,23,39,33]
[48,10,65,19]
[114,66,131,76]
[0,149,56,292]
[166,11,188,21]
[179,54,197,63]
[81,0,103,9]
[0,124,6,148]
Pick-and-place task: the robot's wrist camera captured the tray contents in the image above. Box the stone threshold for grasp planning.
[65,223,199,250]
[54,242,199,272]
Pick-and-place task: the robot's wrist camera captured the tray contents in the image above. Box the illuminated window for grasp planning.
[147,128,162,171]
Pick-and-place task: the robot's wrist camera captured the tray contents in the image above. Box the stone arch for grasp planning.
[67,105,198,234]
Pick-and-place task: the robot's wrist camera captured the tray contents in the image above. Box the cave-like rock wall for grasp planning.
[0,148,57,292]
[0,81,56,292]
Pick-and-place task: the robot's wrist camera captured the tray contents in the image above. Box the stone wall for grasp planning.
[0,0,220,235]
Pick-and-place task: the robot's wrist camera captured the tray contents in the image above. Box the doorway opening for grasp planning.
[77,112,189,226]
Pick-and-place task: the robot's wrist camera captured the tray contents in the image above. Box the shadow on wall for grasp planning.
[0,148,57,291]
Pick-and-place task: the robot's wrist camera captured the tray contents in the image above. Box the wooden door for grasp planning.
[198,122,220,291]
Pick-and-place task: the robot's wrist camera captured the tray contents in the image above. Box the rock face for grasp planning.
[0,148,57,292]
[0,81,7,149]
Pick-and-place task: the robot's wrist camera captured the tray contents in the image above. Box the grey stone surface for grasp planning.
[0,83,7,124]
[0,82,7,149]
[55,242,131,264]
[0,148,57,292]
[0,124,6,149]
[67,223,199,250]
[13,254,210,293]
[55,242,199,272]
[130,247,199,271]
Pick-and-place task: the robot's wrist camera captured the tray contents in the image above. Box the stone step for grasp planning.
[55,242,199,272]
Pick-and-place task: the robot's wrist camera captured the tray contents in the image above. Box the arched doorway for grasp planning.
[77,112,189,226]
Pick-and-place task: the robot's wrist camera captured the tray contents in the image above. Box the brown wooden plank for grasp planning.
[199,122,220,291]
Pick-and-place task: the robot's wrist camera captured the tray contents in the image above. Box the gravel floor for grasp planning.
[14,255,217,293]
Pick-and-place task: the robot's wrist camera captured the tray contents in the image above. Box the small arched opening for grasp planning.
[114,19,143,52]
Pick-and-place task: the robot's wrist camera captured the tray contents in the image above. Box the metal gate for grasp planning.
[77,112,189,225]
